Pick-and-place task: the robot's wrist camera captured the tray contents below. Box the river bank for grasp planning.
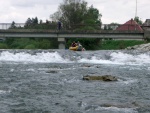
[126,43,150,51]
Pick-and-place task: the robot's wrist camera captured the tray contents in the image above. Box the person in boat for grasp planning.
[77,41,83,51]
[82,48,85,51]
[71,41,77,47]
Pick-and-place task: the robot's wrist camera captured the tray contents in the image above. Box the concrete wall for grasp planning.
[144,30,150,40]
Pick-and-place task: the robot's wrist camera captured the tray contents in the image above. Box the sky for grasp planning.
[0,0,149,24]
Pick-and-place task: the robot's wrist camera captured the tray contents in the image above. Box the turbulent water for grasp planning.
[0,49,150,113]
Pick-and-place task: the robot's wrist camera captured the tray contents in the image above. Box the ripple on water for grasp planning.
[118,78,138,85]
[79,101,139,113]
[62,78,81,84]
[0,90,11,94]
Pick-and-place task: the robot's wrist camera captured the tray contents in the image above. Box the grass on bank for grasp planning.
[99,40,146,50]
[0,38,58,49]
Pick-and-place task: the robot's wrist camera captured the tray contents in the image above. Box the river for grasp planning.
[0,49,150,113]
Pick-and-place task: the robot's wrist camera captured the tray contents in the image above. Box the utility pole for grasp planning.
[135,0,137,17]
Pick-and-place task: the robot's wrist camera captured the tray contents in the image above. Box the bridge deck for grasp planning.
[0,29,144,39]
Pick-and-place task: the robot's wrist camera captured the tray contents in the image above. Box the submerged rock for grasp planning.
[83,75,118,81]
[81,65,91,67]
[46,70,58,73]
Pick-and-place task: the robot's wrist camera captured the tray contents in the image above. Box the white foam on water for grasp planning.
[20,68,36,72]
[79,52,150,65]
[10,69,14,72]
[62,78,80,84]
[118,79,138,85]
[110,52,150,65]
[0,90,10,94]
[0,51,150,65]
[0,51,71,63]
[96,106,138,113]
[78,56,118,64]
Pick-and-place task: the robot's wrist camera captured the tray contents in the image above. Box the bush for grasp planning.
[10,38,31,49]
[0,43,8,49]
[100,40,146,50]
[25,44,36,49]
[38,39,52,49]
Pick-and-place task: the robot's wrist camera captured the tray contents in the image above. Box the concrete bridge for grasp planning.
[0,29,147,49]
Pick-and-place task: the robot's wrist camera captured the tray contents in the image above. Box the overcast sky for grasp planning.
[0,0,149,24]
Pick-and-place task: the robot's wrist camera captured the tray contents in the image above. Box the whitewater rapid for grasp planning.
[0,50,150,65]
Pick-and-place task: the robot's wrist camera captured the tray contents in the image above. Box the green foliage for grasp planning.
[38,39,51,49]
[25,44,36,49]
[100,40,146,50]
[24,17,57,29]
[134,16,143,25]
[51,0,102,30]
[5,38,15,46]
[0,43,8,49]
[84,5,102,27]
[3,38,55,49]
[9,21,16,29]
[60,0,88,29]
[10,38,32,49]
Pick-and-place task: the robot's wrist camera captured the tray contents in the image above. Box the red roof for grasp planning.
[116,19,143,31]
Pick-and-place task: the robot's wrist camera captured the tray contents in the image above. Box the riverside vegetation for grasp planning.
[0,38,147,50]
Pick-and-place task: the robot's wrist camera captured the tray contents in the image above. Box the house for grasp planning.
[142,19,150,30]
[116,18,143,31]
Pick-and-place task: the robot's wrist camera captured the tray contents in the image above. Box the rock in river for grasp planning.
[83,75,118,81]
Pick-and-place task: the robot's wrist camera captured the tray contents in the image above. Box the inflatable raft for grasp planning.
[69,46,85,51]
[69,46,79,51]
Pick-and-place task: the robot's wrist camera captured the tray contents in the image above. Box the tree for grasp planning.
[108,22,119,30]
[50,0,102,30]
[9,21,16,29]
[24,17,39,28]
[24,18,32,27]
[50,11,61,22]
[32,17,38,24]
[82,5,102,30]
[134,16,143,25]
[39,19,43,24]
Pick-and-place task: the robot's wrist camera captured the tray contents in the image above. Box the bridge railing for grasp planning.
[0,23,143,31]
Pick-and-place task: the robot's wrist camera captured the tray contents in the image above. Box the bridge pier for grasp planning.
[0,37,6,41]
[58,38,66,49]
